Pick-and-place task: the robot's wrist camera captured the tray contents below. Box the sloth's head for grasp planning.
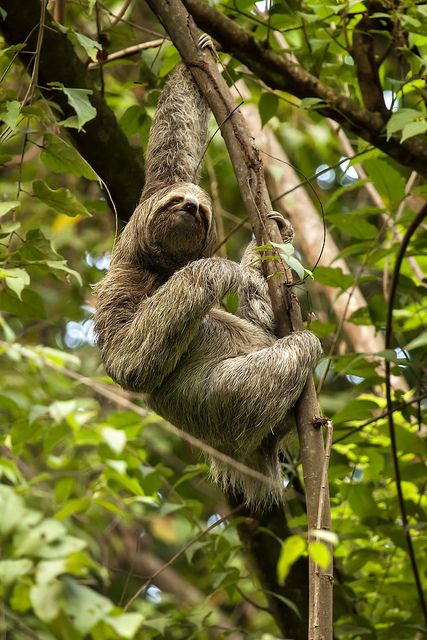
[115,183,217,272]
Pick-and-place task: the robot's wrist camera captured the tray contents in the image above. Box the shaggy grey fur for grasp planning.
[93,63,322,507]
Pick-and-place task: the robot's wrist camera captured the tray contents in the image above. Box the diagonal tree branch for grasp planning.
[181,0,427,178]
[144,2,333,638]
[0,0,144,221]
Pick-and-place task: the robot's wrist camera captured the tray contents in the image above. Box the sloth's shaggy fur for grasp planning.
[93,63,322,507]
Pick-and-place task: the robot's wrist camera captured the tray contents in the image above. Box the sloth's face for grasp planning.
[140,183,216,270]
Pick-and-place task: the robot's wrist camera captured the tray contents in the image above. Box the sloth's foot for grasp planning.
[267,211,294,243]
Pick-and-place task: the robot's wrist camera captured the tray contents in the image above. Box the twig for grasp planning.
[333,391,427,444]
[88,38,165,69]
[384,203,427,625]
[124,506,243,610]
[109,0,133,27]
[313,419,333,636]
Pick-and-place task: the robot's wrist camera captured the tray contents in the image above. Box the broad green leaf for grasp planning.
[62,579,113,634]
[284,254,306,280]
[41,134,99,181]
[62,88,97,130]
[55,498,91,520]
[36,559,67,584]
[102,426,127,454]
[333,399,379,424]
[259,92,279,127]
[386,108,422,139]
[33,180,91,217]
[401,120,427,142]
[347,485,378,520]
[0,200,20,217]
[13,519,66,557]
[30,581,61,622]
[277,535,306,585]
[327,213,377,239]
[1,100,21,130]
[308,541,331,570]
[0,289,46,320]
[363,158,405,205]
[0,559,33,586]
[314,266,353,290]
[74,32,102,60]
[0,267,30,299]
[405,332,427,350]
[105,613,144,638]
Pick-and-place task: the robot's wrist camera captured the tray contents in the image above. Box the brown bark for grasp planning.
[181,0,427,178]
[144,2,333,638]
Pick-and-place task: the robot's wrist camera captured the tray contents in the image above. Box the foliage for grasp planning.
[0,0,426,639]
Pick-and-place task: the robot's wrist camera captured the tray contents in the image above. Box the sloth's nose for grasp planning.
[182,198,199,214]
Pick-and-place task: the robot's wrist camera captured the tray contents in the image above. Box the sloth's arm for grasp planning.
[141,64,209,200]
[236,241,275,333]
[99,258,241,393]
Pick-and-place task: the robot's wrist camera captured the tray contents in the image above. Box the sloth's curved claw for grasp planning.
[267,211,294,242]
[198,34,215,51]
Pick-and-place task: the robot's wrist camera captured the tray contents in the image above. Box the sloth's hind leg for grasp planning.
[207,330,321,452]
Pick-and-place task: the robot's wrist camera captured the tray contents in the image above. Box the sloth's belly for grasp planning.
[189,308,275,361]
[147,308,283,443]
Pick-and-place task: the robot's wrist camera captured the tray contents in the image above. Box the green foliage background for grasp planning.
[0,0,426,638]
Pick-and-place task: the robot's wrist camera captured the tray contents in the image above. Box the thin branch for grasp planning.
[88,38,165,69]
[124,506,243,610]
[333,391,427,444]
[384,203,427,625]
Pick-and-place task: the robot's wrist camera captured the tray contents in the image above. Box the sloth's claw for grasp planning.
[198,34,215,51]
[267,211,294,242]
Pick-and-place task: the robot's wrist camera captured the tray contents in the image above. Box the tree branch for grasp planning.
[181,0,427,177]
[0,0,144,221]
[144,2,332,638]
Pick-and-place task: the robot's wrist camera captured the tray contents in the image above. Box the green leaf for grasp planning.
[62,579,113,634]
[30,581,61,622]
[0,559,33,586]
[0,200,20,217]
[405,332,427,351]
[105,613,144,638]
[386,108,422,140]
[61,88,97,130]
[277,535,306,585]
[41,134,99,181]
[308,541,331,570]
[314,266,353,290]
[74,32,102,60]
[0,267,30,299]
[327,213,377,239]
[363,158,405,206]
[284,254,306,280]
[347,485,378,520]
[33,180,91,217]
[333,399,379,425]
[401,120,427,142]
[102,426,127,454]
[1,100,21,131]
[259,92,279,127]
[13,519,66,557]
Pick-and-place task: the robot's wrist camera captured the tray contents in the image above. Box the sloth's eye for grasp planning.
[168,197,182,206]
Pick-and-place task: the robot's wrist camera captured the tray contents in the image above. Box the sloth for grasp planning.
[93,54,322,507]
